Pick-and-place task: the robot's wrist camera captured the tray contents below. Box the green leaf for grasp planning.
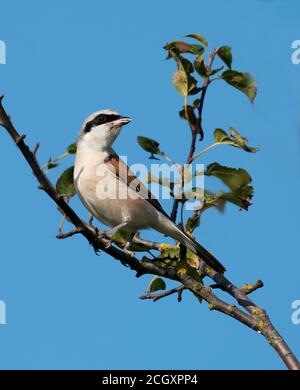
[194,58,207,77]
[179,105,197,127]
[164,41,204,56]
[186,213,200,233]
[214,128,232,143]
[205,163,253,210]
[172,69,199,98]
[213,128,259,153]
[201,190,226,213]
[147,276,166,293]
[222,70,257,103]
[193,98,201,107]
[217,46,232,69]
[172,69,188,97]
[206,163,251,192]
[186,33,208,47]
[159,244,201,271]
[46,158,59,170]
[167,50,200,97]
[229,127,259,153]
[207,66,224,76]
[137,136,161,159]
[56,166,76,197]
[66,143,77,154]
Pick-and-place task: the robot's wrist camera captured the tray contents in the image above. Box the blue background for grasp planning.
[0,0,299,369]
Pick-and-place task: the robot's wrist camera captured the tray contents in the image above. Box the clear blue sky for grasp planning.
[0,0,299,370]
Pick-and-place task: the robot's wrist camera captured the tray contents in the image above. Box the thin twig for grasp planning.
[170,48,219,222]
[139,285,186,302]
[56,227,84,239]
[210,279,264,296]
[32,142,40,157]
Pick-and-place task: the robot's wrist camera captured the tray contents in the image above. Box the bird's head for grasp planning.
[77,109,131,150]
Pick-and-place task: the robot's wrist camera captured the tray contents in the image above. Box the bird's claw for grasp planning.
[123,242,135,257]
[98,231,113,249]
[99,230,113,240]
[102,237,112,249]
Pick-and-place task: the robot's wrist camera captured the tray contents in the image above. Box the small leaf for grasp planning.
[222,70,257,103]
[159,244,201,271]
[214,128,259,153]
[217,46,232,69]
[137,136,161,159]
[167,51,200,97]
[160,244,180,259]
[229,127,259,153]
[56,166,75,197]
[201,190,226,213]
[205,163,253,210]
[147,276,166,293]
[164,41,204,56]
[172,69,199,98]
[186,33,208,47]
[206,163,251,192]
[46,158,59,170]
[173,69,189,97]
[179,105,197,127]
[67,143,77,154]
[214,128,232,143]
[186,213,200,233]
[207,66,224,76]
[194,58,207,77]
[193,99,201,108]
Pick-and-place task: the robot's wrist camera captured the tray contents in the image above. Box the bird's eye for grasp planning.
[98,114,107,123]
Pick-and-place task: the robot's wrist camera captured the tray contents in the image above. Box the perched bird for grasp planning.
[74,109,226,273]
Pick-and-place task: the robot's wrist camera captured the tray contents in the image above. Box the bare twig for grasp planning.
[32,142,40,156]
[56,227,84,239]
[210,279,264,296]
[0,95,299,370]
[139,285,186,302]
[242,280,264,295]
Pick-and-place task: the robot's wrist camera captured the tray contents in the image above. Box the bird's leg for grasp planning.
[123,232,136,257]
[98,218,132,248]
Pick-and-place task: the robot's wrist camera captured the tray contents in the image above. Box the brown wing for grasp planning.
[105,154,170,219]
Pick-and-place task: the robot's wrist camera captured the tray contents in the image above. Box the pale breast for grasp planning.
[74,147,161,231]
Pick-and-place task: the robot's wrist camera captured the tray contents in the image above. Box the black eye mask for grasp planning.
[84,114,121,133]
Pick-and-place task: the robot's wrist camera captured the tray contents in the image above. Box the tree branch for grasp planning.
[210,279,264,295]
[0,95,299,370]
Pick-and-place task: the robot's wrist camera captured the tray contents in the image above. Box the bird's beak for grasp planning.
[117,116,132,126]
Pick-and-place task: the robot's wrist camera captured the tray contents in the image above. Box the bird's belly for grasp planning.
[75,175,123,227]
[74,165,156,231]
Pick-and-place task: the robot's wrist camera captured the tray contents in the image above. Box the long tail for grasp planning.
[171,225,226,273]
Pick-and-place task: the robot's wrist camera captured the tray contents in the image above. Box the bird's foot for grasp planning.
[98,231,113,248]
[123,241,135,257]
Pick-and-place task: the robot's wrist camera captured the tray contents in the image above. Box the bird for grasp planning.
[74,109,226,273]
